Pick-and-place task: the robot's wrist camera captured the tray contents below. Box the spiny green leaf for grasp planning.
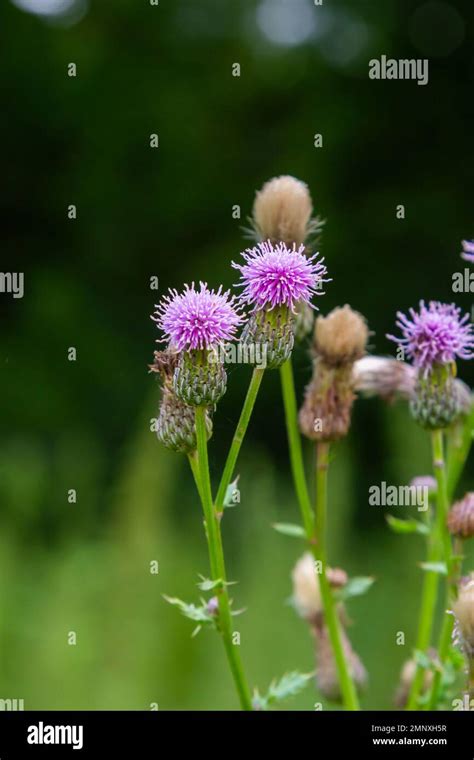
[268,671,314,701]
[197,576,223,591]
[272,522,306,539]
[253,671,314,710]
[419,562,448,575]
[162,595,214,623]
[197,575,236,591]
[386,515,429,536]
[335,576,375,601]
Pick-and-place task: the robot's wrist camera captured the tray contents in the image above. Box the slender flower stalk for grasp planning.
[283,306,369,708]
[281,360,361,708]
[407,431,452,709]
[280,359,314,540]
[447,401,474,500]
[188,449,204,505]
[153,282,252,709]
[425,494,474,708]
[315,442,361,709]
[425,611,455,710]
[194,406,253,710]
[215,367,265,513]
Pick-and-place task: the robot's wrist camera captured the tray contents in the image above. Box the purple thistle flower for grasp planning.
[388,300,474,376]
[232,240,328,312]
[461,240,474,263]
[153,282,242,352]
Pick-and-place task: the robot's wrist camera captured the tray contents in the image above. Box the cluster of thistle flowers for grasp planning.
[384,246,474,705]
[150,173,474,708]
[150,182,329,451]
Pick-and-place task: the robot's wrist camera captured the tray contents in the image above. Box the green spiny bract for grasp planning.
[410,363,461,430]
[241,305,294,370]
[173,349,227,406]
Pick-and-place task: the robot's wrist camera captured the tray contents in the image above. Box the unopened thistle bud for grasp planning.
[299,306,369,442]
[291,552,347,626]
[314,305,369,366]
[448,493,474,539]
[152,282,242,406]
[388,301,474,430]
[252,175,320,247]
[233,240,328,369]
[150,351,212,453]
[394,655,434,709]
[352,355,473,414]
[453,576,474,659]
[315,625,367,702]
[410,475,437,492]
[352,356,415,401]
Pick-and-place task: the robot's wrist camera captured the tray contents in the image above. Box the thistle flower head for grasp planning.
[291,553,347,624]
[352,356,416,401]
[252,175,314,246]
[461,240,474,263]
[153,282,242,352]
[394,654,435,709]
[447,493,474,539]
[314,305,369,366]
[233,240,328,313]
[410,475,437,493]
[149,351,213,453]
[388,300,474,376]
[149,349,179,386]
[352,356,473,413]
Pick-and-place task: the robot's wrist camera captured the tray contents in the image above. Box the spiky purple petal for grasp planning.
[153,282,242,351]
[232,240,328,312]
[387,300,474,375]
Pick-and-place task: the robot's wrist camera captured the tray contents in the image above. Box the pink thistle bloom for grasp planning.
[461,240,474,263]
[153,282,242,352]
[387,300,474,376]
[232,240,328,312]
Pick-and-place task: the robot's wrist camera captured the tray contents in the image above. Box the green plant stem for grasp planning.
[194,406,253,711]
[407,429,451,710]
[279,359,315,540]
[279,358,358,709]
[315,442,360,711]
[425,430,457,710]
[426,612,455,710]
[215,367,265,513]
[406,539,439,709]
[188,450,205,508]
[446,402,474,501]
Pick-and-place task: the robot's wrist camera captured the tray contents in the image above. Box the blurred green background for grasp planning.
[1,0,473,709]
